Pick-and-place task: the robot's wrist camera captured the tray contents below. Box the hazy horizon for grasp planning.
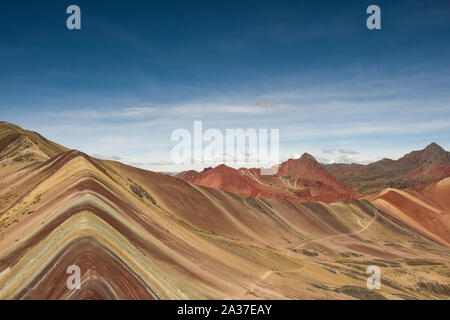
[1,0,450,172]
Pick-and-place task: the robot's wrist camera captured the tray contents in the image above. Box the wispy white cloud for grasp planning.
[116,107,158,117]
[339,148,359,155]
[8,65,449,173]
[281,119,450,141]
[170,103,272,115]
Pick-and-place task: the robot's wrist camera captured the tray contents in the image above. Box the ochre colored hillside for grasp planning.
[367,177,450,247]
[0,122,449,299]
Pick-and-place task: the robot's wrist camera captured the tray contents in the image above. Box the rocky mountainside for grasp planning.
[177,153,361,203]
[326,143,450,195]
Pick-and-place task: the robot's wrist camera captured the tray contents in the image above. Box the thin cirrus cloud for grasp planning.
[321,149,361,155]
[48,107,159,119]
[337,154,371,165]
[280,119,450,141]
[170,103,273,115]
[339,149,359,155]
[45,102,277,122]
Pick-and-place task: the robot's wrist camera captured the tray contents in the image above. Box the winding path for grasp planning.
[236,210,379,299]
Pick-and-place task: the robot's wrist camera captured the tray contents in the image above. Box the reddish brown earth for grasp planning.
[326,143,450,195]
[177,164,300,200]
[0,122,449,300]
[367,177,450,247]
[177,153,361,203]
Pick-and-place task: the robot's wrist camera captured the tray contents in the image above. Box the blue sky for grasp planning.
[1,0,450,171]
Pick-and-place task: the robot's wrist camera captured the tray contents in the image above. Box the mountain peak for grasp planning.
[0,121,26,134]
[216,163,231,169]
[424,142,446,154]
[300,152,316,160]
[419,142,450,167]
[297,153,322,168]
[213,163,236,172]
[0,121,68,162]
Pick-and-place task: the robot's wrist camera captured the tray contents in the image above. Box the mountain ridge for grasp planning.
[325,142,450,195]
[177,152,361,203]
[1,122,449,299]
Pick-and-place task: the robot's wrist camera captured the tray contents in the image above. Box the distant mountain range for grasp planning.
[0,121,449,300]
[326,142,450,195]
[177,153,361,203]
[177,143,450,202]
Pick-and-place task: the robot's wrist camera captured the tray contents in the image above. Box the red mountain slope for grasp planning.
[367,177,450,247]
[326,143,450,195]
[177,153,361,203]
[1,122,449,300]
